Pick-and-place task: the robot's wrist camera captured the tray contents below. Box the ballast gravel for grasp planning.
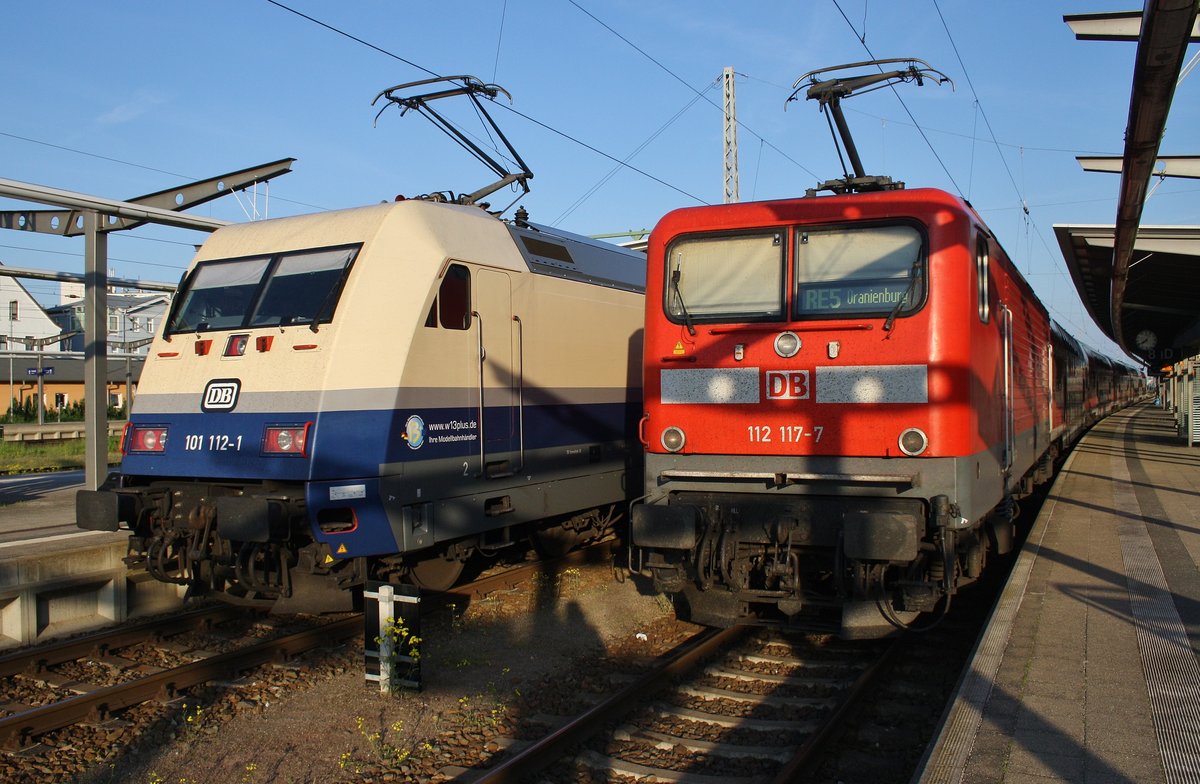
[2,561,685,784]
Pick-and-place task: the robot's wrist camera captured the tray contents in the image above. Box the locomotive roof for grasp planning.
[508,222,645,294]
[190,201,645,294]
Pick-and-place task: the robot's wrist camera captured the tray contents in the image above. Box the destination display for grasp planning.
[796,280,913,315]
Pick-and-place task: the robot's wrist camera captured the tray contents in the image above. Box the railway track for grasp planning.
[450,624,899,783]
[0,540,616,752]
[0,605,360,750]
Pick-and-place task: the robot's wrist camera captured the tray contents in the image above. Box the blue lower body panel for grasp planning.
[116,401,635,558]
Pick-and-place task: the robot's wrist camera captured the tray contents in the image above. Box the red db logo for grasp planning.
[765,370,810,400]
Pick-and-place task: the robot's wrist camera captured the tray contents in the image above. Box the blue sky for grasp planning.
[2,1,1197,356]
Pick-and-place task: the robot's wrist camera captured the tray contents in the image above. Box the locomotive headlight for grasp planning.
[898,427,928,456]
[661,426,686,453]
[774,331,801,358]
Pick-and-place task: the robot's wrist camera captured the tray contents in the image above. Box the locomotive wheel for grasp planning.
[406,555,466,592]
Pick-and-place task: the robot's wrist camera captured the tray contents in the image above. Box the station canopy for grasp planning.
[1055,223,1200,367]
[1057,5,1199,369]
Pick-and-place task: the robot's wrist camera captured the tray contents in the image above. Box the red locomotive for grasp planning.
[630,60,1143,637]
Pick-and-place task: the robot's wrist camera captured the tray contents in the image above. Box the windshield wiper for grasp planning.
[883,261,922,332]
[670,263,696,336]
[306,262,355,333]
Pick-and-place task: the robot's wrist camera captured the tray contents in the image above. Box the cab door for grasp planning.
[475,268,518,477]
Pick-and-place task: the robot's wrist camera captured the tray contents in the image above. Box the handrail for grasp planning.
[1001,305,1014,473]
[473,310,486,477]
[513,315,525,473]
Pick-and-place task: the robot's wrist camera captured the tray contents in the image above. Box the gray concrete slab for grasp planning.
[0,470,184,646]
[0,472,122,556]
[916,405,1200,784]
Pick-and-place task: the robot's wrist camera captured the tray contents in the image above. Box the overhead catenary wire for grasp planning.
[266,0,708,207]
[552,81,719,225]
[730,72,1122,180]
[0,131,330,214]
[828,0,1122,356]
[930,0,1025,209]
[567,0,821,181]
[829,0,963,195]
[924,0,1103,344]
[0,243,191,273]
[491,0,508,84]
[751,138,766,201]
[494,103,709,205]
[265,0,438,79]
[835,108,1121,157]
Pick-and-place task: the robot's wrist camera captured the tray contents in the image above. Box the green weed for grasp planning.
[0,436,121,475]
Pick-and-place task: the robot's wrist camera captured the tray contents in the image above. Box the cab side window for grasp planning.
[434,264,471,330]
[976,236,990,324]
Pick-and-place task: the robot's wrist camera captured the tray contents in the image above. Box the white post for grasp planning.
[376,583,395,695]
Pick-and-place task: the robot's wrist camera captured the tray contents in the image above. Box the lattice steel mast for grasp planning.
[722,67,739,204]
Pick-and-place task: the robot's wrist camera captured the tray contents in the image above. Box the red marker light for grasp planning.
[127,425,168,453]
[263,423,311,456]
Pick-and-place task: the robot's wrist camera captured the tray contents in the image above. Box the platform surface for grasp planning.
[917,404,1200,783]
[0,469,124,557]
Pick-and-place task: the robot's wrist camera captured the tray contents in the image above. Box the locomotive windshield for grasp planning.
[793,224,924,318]
[662,223,924,327]
[665,231,785,323]
[166,245,359,334]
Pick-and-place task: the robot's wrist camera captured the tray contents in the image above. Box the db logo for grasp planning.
[765,370,811,400]
[202,379,241,412]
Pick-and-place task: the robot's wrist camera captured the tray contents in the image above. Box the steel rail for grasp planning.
[0,538,617,748]
[472,624,747,784]
[0,539,614,679]
[769,635,902,783]
[0,605,246,679]
[0,615,360,749]
[466,621,899,783]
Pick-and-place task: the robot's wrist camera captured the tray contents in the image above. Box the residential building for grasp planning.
[1,263,64,352]
[49,290,171,354]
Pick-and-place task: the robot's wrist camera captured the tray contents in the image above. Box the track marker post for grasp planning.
[364,582,421,693]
